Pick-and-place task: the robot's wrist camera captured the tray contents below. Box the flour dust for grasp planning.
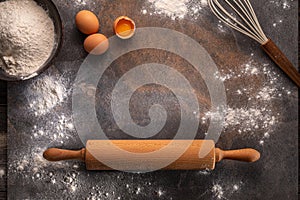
[142,0,208,20]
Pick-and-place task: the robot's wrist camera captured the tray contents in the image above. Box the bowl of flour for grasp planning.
[0,0,62,81]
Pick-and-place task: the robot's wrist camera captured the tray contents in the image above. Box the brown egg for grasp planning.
[84,33,109,55]
[75,10,99,35]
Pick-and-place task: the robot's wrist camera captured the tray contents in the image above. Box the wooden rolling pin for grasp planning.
[43,140,260,171]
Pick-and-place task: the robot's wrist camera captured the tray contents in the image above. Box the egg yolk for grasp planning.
[116,19,134,36]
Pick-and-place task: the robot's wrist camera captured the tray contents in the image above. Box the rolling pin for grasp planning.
[43,140,260,171]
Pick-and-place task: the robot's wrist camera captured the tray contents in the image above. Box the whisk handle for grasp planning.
[261,39,300,87]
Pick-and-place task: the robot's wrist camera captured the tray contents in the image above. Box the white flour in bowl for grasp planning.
[0,0,55,77]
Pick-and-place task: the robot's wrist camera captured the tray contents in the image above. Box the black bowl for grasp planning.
[0,0,63,81]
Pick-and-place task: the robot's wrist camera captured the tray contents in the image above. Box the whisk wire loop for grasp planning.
[244,0,267,42]
[232,0,263,38]
[208,0,268,44]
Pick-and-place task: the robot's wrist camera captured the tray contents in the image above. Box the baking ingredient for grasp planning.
[270,0,292,10]
[32,114,74,143]
[0,0,55,77]
[116,20,133,36]
[76,10,100,35]
[203,58,288,145]
[204,107,276,134]
[148,0,189,20]
[211,184,224,199]
[116,22,132,35]
[157,189,164,197]
[27,75,67,116]
[210,182,242,199]
[114,16,136,39]
[0,168,4,178]
[75,0,87,6]
[143,0,208,20]
[84,34,109,55]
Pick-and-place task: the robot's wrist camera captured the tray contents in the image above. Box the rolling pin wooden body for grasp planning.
[43,140,260,171]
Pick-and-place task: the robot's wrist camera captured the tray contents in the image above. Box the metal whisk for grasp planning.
[208,0,300,87]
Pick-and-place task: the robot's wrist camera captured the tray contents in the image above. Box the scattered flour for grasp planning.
[148,0,189,20]
[203,58,292,145]
[214,60,259,81]
[211,182,242,199]
[12,147,68,174]
[0,0,55,77]
[225,107,276,131]
[135,187,141,194]
[269,0,292,10]
[27,75,67,116]
[198,169,211,175]
[0,168,5,178]
[74,0,87,6]
[32,114,75,144]
[256,86,277,101]
[211,184,224,199]
[63,171,80,193]
[87,184,118,199]
[10,137,79,193]
[202,105,276,137]
[157,188,164,197]
[143,0,208,20]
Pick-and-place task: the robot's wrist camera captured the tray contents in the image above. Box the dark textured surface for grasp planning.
[0,80,7,200]
[2,0,299,199]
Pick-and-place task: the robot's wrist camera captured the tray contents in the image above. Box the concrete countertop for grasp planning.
[6,0,298,199]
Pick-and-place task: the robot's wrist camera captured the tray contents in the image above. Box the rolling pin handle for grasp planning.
[43,148,86,162]
[215,148,260,163]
